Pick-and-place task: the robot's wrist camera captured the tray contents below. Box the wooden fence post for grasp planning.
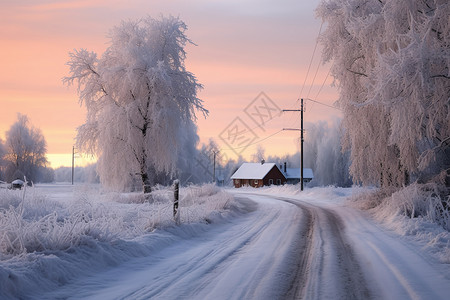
[173,180,179,223]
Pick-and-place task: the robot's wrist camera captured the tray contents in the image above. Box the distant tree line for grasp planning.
[54,164,99,183]
[0,113,351,188]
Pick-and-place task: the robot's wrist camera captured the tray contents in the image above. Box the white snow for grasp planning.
[234,185,450,299]
[1,184,449,299]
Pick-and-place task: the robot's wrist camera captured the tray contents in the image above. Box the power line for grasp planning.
[305,98,341,110]
[220,129,284,152]
[313,65,331,101]
[299,21,323,99]
[306,49,323,99]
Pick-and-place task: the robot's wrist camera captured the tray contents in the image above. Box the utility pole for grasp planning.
[282,98,305,191]
[173,179,179,223]
[212,150,219,184]
[72,146,79,185]
[300,98,304,192]
[72,146,75,185]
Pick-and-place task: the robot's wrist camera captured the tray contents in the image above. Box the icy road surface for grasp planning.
[42,192,450,300]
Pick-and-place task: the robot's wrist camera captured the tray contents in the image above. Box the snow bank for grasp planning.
[0,183,239,299]
[347,183,450,263]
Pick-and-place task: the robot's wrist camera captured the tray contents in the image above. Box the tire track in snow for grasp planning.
[276,197,372,300]
[318,208,371,299]
[281,200,314,299]
[138,198,285,299]
[335,206,450,300]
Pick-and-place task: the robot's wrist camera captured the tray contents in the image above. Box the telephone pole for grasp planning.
[72,146,75,185]
[300,98,304,192]
[212,150,219,184]
[71,146,79,185]
[282,98,305,191]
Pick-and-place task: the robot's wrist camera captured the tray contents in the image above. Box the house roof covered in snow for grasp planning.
[231,163,280,180]
[284,168,314,179]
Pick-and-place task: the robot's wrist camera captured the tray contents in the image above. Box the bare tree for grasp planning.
[64,16,207,193]
[4,114,48,183]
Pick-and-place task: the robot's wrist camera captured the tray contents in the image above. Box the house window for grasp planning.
[268,179,273,185]
[276,179,281,185]
[254,180,258,185]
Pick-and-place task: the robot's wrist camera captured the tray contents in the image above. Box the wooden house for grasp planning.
[231,161,286,188]
[280,162,314,184]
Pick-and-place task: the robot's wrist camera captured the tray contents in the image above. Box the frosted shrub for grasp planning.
[0,184,235,258]
[386,184,450,231]
[348,187,395,211]
[0,189,21,210]
[351,184,450,231]
[178,184,232,223]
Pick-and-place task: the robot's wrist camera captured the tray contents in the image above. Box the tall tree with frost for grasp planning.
[4,114,48,182]
[0,138,6,181]
[317,0,449,187]
[64,16,207,192]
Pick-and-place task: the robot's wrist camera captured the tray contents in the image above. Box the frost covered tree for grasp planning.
[64,16,207,192]
[304,120,352,187]
[4,114,48,183]
[317,0,450,187]
[251,145,266,163]
[0,138,6,181]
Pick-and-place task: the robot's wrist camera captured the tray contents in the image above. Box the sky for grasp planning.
[0,0,340,168]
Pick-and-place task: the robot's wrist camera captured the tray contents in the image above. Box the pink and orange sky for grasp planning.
[0,0,340,168]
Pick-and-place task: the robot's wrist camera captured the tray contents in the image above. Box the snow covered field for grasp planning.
[1,184,449,299]
[0,183,234,298]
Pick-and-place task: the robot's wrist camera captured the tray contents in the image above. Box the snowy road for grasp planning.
[41,192,450,300]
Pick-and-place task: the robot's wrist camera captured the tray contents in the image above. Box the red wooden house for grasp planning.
[230,161,286,188]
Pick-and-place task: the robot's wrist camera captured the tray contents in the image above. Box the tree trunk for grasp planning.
[141,171,152,194]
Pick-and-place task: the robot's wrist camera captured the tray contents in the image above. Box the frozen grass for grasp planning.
[348,183,450,263]
[0,183,234,259]
[0,183,239,299]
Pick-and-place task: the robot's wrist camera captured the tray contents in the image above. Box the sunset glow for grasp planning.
[0,0,340,168]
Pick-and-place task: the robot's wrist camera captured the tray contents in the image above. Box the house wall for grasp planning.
[286,178,313,185]
[262,167,286,186]
[232,165,287,188]
[233,179,263,188]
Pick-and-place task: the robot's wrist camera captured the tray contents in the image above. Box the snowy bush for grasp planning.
[349,184,450,262]
[0,184,234,258]
[377,184,450,231]
[350,183,450,231]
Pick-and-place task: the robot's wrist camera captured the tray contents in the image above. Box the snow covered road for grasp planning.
[40,191,450,300]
